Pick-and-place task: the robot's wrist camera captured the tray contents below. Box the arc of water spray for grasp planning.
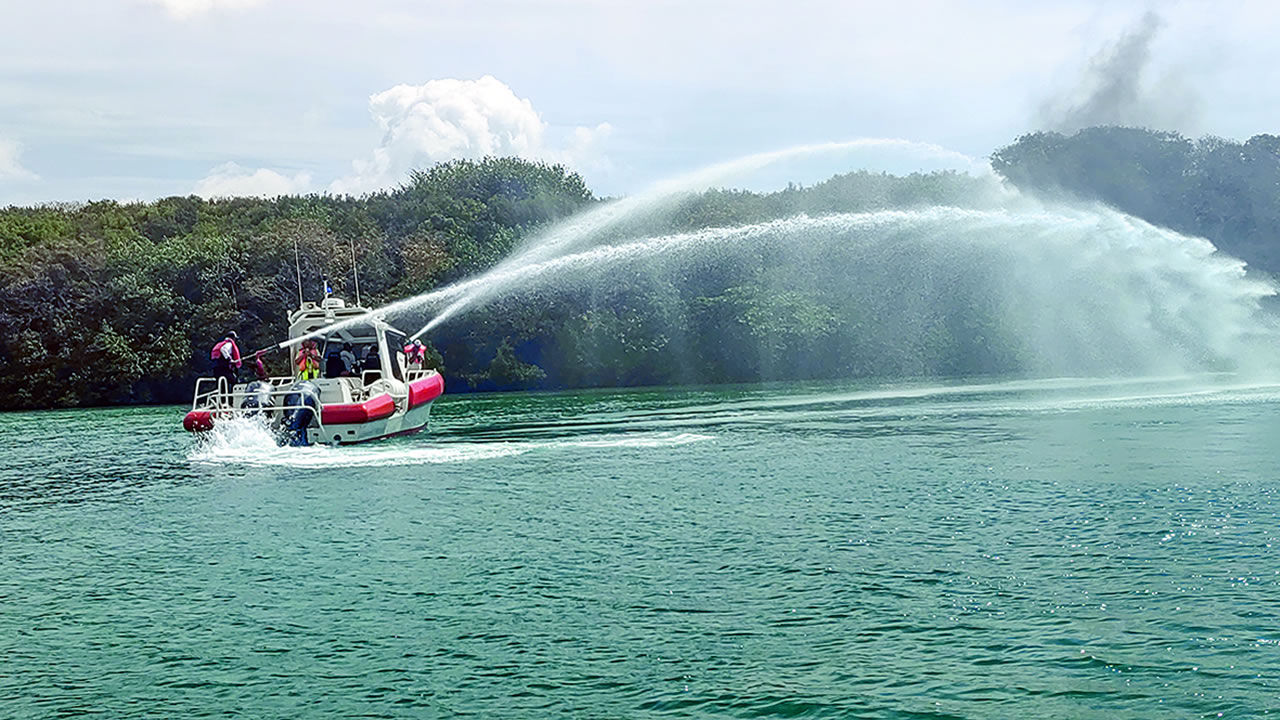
[412,138,987,338]
[280,138,986,350]
[276,202,1280,382]
[411,210,941,339]
[398,202,1278,377]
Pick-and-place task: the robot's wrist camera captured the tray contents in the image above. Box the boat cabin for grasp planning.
[286,297,415,404]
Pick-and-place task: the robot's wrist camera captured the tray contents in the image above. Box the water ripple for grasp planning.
[2,376,1279,717]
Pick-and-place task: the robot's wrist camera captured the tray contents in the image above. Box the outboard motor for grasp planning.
[279,381,321,446]
[240,381,274,418]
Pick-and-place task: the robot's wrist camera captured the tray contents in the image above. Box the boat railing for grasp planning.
[192,376,294,411]
[190,377,328,434]
[405,368,431,382]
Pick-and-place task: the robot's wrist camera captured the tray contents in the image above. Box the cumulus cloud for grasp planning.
[194,162,311,198]
[0,138,37,181]
[143,0,264,20]
[563,121,615,173]
[1039,11,1202,133]
[329,75,612,195]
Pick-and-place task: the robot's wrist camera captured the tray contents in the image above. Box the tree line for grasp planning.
[2,127,1277,409]
[0,158,593,408]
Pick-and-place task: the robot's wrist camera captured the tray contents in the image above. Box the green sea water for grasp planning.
[2,375,1279,718]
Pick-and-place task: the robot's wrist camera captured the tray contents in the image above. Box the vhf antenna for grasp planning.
[350,238,361,307]
[293,236,304,306]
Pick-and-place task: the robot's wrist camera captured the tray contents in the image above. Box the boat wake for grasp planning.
[185,375,1280,469]
[186,420,712,469]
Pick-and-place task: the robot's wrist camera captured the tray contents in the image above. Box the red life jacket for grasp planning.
[211,339,241,364]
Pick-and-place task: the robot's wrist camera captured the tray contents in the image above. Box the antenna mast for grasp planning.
[350,238,362,307]
[293,236,304,307]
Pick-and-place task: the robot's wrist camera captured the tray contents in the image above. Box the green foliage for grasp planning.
[485,338,547,390]
[0,206,76,263]
[419,341,446,374]
[366,156,594,284]
[0,157,593,408]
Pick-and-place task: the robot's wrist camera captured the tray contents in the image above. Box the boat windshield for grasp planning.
[316,325,379,379]
[385,329,407,382]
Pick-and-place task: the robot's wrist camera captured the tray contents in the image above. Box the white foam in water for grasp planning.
[558,432,713,449]
[187,416,282,459]
[187,429,714,469]
[1009,381,1280,415]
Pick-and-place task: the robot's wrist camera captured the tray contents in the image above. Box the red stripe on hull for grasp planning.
[321,393,395,424]
[408,373,445,408]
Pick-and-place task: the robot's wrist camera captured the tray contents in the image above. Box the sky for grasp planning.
[0,0,1276,205]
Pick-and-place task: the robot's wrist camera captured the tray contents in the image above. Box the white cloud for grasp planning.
[8,2,1278,203]
[563,122,614,172]
[142,0,265,19]
[329,75,611,195]
[194,162,311,198]
[0,138,37,181]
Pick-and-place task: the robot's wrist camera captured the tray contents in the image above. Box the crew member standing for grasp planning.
[296,340,321,380]
[404,339,427,370]
[211,331,242,390]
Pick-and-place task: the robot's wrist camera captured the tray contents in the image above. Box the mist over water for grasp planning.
[456,205,1277,378]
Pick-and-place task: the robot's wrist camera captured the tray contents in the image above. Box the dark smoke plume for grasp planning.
[1039,11,1201,133]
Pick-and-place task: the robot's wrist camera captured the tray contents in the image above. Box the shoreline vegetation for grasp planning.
[2,127,1278,410]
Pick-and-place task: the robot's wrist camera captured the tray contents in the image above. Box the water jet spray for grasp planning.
[282,137,985,349]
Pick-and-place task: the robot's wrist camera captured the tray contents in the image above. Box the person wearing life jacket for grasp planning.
[295,340,320,380]
[404,339,427,370]
[211,331,242,390]
[252,349,270,382]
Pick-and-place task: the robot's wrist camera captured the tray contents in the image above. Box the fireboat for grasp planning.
[182,295,444,446]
